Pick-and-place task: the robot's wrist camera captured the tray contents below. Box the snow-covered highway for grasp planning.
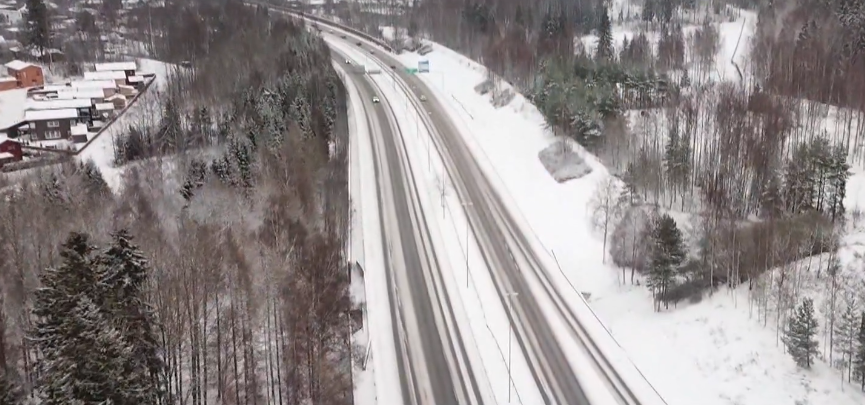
[330,45,490,405]
[255,3,671,404]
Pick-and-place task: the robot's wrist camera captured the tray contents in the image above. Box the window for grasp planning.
[47,120,60,128]
[44,130,61,140]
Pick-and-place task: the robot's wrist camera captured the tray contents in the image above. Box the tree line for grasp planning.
[0,0,355,403]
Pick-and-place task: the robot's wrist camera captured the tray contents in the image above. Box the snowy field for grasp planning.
[373,5,865,405]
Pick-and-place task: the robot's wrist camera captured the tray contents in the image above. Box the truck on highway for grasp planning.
[364,65,382,74]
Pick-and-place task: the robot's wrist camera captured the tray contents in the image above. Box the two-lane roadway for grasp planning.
[330,47,490,405]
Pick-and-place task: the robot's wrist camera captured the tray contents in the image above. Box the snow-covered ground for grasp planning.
[77,58,173,191]
[370,5,865,405]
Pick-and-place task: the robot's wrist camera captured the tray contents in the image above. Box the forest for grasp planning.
[0,0,354,403]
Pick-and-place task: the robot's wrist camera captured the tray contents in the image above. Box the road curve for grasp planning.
[330,46,487,405]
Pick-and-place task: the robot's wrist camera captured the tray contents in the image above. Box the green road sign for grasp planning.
[405,68,418,74]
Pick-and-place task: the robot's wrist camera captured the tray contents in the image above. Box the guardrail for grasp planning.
[245,1,394,52]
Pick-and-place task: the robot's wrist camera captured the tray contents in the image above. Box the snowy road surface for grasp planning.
[330,44,487,405]
[318,18,669,405]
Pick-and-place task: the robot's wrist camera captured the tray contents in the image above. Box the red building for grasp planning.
[0,139,23,167]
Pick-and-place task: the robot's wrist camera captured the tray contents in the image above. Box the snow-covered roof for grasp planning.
[24,108,78,121]
[5,60,35,71]
[70,123,88,136]
[0,152,13,159]
[83,71,126,80]
[0,77,15,82]
[27,98,92,110]
[105,94,126,101]
[128,75,144,83]
[69,80,117,89]
[94,102,114,111]
[94,61,136,72]
[57,89,105,100]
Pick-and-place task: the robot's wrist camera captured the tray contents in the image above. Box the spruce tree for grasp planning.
[97,229,165,404]
[32,233,131,404]
[25,0,50,53]
[784,298,820,369]
[855,311,865,389]
[648,213,685,310]
[596,6,614,62]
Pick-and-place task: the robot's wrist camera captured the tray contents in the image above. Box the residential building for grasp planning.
[27,98,94,123]
[84,70,128,85]
[0,138,22,167]
[70,123,88,144]
[56,88,106,103]
[94,61,136,77]
[106,93,127,109]
[5,60,44,87]
[24,109,79,140]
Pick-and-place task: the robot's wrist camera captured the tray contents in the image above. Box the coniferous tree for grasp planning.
[24,0,51,54]
[826,145,850,222]
[648,213,685,310]
[835,299,859,381]
[79,159,111,198]
[784,298,820,369]
[97,229,165,404]
[596,6,614,62]
[855,312,865,389]
[32,233,133,404]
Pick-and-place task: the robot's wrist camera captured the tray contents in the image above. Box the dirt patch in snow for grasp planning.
[538,140,592,183]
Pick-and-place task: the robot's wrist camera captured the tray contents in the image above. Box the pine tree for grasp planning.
[647,213,685,310]
[596,6,614,62]
[784,298,820,369]
[96,229,164,404]
[24,0,51,53]
[32,233,131,404]
[835,299,859,381]
[855,311,865,389]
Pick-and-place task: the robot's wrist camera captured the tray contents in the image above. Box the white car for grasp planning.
[372,96,380,104]
[419,94,427,102]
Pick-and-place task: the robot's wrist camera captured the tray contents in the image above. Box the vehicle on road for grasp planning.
[369,49,375,54]
[419,94,427,102]
[340,35,347,39]
[390,65,396,69]
[356,41,362,46]
[372,96,380,104]
[345,59,351,64]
